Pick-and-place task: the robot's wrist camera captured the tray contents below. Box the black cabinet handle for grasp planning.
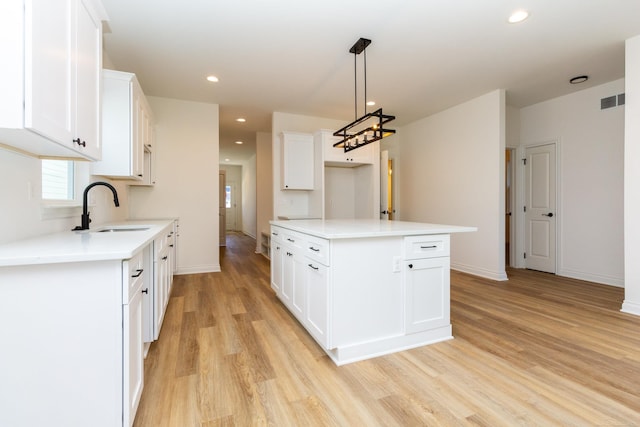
[162,256,168,260]
[542,212,554,217]
[408,264,413,269]
[287,238,294,243]
[169,244,174,247]
[308,264,319,270]
[131,269,143,278]
[142,288,148,294]
[309,247,320,252]
[137,174,143,177]
[420,245,437,249]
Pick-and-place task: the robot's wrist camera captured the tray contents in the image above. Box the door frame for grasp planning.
[514,139,561,271]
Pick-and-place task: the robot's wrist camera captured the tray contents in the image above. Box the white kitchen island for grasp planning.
[269,219,476,365]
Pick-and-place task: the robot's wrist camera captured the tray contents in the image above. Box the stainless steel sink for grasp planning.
[95,226,151,233]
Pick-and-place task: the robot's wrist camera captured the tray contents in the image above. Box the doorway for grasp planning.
[505,149,514,266]
[524,142,557,273]
[380,150,394,220]
[219,170,226,246]
[225,181,238,231]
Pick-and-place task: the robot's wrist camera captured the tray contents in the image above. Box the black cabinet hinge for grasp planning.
[524,252,527,259]
[522,158,527,165]
[524,206,527,212]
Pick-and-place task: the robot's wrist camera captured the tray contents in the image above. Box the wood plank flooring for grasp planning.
[133,233,640,426]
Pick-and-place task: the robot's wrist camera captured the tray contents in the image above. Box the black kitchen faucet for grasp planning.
[72,182,120,231]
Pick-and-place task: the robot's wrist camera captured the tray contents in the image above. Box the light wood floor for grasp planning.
[134,233,640,426]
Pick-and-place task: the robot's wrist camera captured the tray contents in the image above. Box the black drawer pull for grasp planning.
[162,256,168,260]
[420,245,438,249]
[131,269,143,278]
[308,264,319,270]
[309,247,320,252]
[287,238,295,243]
[408,264,413,269]
[142,288,148,294]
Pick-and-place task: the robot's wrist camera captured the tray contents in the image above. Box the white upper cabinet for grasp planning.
[92,69,155,182]
[0,0,104,160]
[315,129,374,167]
[281,132,314,190]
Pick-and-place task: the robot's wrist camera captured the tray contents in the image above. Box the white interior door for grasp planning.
[219,170,226,246]
[524,143,556,273]
[225,181,237,231]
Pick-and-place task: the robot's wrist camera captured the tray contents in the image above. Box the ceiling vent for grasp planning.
[601,93,625,110]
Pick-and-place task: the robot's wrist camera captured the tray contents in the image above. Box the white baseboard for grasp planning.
[175,264,220,275]
[621,300,640,316]
[451,262,508,281]
[557,267,624,288]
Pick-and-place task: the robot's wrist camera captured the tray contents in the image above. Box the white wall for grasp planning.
[623,35,640,315]
[0,148,128,244]
[241,154,257,239]
[520,79,625,286]
[398,90,506,280]
[256,131,272,253]
[129,96,219,274]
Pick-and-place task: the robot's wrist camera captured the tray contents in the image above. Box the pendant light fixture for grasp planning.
[333,38,395,152]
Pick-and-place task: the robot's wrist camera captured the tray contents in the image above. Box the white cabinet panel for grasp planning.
[316,129,374,166]
[281,132,314,190]
[93,70,154,181]
[0,0,103,160]
[404,257,450,334]
[305,261,329,348]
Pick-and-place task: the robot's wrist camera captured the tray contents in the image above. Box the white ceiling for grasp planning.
[100,0,640,164]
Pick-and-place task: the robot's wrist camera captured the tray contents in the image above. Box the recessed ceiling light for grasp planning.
[206,75,219,82]
[366,101,376,106]
[508,10,529,24]
[234,141,243,145]
[569,75,589,84]
[236,118,246,123]
[225,158,230,162]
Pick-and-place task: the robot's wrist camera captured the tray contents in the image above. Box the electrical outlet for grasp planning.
[392,256,401,273]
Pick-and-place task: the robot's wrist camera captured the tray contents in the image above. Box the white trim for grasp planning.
[557,267,623,288]
[175,264,220,275]
[451,263,508,281]
[621,300,640,316]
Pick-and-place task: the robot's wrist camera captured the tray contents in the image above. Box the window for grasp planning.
[40,160,89,219]
[225,185,231,208]
[42,159,74,200]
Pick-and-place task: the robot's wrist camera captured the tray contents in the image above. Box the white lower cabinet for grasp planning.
[270,224,453,365]
[304,260,329,348]
[404,257,450,333]
[123,252,145,427]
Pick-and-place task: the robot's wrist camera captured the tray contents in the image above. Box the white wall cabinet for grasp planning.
[0,0,104,160]
[92,70,154,183]
[316,129,374,166]
[281,132,314,190]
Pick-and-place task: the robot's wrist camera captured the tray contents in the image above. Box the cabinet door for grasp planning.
[153,245,170,340]
[281,249,294,308]
[404,257,450,334]
[290,252,306,320]
[74,0,102,160]
[123,281,144,427]
[305,261,329,349]
[281,132,314,190]
[26,0,74,145]
[270,242,283,293]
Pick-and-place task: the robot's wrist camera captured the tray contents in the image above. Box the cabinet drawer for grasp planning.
[305,236,330,266]
[281,230,304,249]
[270,226,283,243]
[404,235,450,259]
[123,251,145,303]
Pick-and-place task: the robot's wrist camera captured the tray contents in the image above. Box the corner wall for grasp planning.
[398,90,506,280]
[520,79,625,286]
[623,35,640,315]
[129,96,219,274]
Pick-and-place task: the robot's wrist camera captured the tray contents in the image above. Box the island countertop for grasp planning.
[0,219,176,267]
[270,219,476,240]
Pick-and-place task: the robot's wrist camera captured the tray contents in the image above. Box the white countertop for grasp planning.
[0,220,175,267]
[270,219,476,239]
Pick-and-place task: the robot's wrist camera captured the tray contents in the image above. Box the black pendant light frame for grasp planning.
[333,37,395,153]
